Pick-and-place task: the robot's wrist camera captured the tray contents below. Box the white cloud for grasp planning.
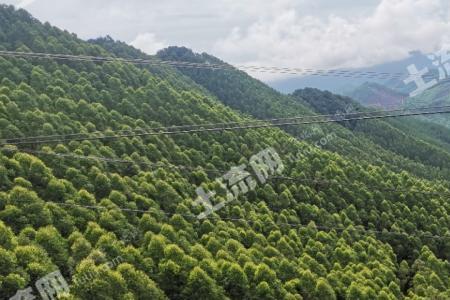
[214,0,450,81]
[130,33,167,55]
[5,0,450,82]
[17,0,36,8]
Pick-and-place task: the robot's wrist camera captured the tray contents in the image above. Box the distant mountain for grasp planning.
[339,74,450,131]
[344,82,408,109]
[269,51,432,94]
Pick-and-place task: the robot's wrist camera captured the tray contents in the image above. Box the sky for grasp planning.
[3,0,450,81]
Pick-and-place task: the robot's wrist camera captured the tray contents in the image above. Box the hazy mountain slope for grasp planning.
[344,82,407,108]
[0,5,449,299]
[348,78,450,130]
[405,80,450,129]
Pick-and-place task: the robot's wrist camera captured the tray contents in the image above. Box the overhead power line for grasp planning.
[2,149,449,241]
[0,50,439,80]
[1,107,410,142]
[4,147,440,240]
[0,101,443,144]
[3,147,448,199]
[50,201,450,241]
[0,106,414,143]
[1,105,450,146]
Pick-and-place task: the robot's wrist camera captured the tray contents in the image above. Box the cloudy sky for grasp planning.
[3,0,450,81]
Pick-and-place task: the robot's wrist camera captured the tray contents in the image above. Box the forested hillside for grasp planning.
[1,5,450,300]
[292,88,450,172]
[156,47,450,181]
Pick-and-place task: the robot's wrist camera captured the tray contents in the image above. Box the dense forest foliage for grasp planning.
[0,5,450,300]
